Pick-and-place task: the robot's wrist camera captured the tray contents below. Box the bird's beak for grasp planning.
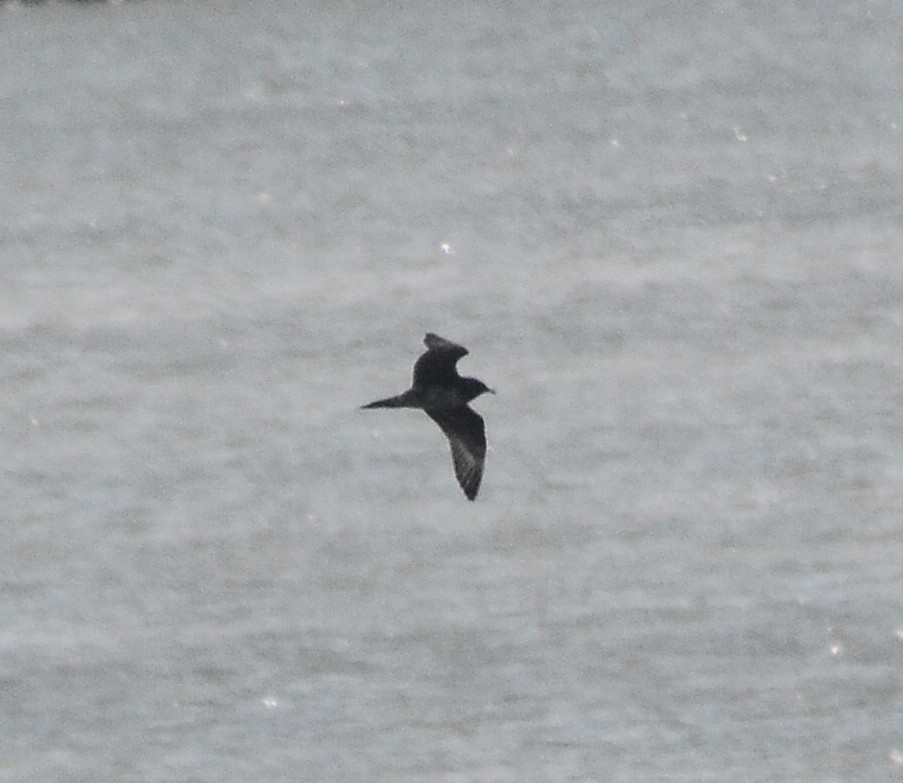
[488,388,496,395]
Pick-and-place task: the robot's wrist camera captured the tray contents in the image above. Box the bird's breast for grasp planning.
[417,386,465,409]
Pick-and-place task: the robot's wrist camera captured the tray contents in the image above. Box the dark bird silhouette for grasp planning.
[362,333,494,500]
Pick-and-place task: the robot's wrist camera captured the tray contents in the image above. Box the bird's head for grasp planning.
[460,377,495,403]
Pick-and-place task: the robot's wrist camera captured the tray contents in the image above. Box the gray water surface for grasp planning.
[2,1,902,781]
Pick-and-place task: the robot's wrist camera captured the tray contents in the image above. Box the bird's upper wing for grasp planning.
[425,405,486,500]
[413,333,469,386]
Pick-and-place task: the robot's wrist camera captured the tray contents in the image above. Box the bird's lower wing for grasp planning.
[425,406,486,501]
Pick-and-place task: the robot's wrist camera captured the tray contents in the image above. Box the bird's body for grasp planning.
[362,333,493,500]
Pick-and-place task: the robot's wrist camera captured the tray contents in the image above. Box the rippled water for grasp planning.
[2,1,902,780]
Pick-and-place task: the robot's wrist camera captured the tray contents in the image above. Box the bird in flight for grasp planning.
[362,333,494,500]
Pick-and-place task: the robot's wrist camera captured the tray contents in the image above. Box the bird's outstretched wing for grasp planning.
[425,405,486,500]
[413,333,469,387]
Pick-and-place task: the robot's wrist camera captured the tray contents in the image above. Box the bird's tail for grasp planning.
[361,390,419,409]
